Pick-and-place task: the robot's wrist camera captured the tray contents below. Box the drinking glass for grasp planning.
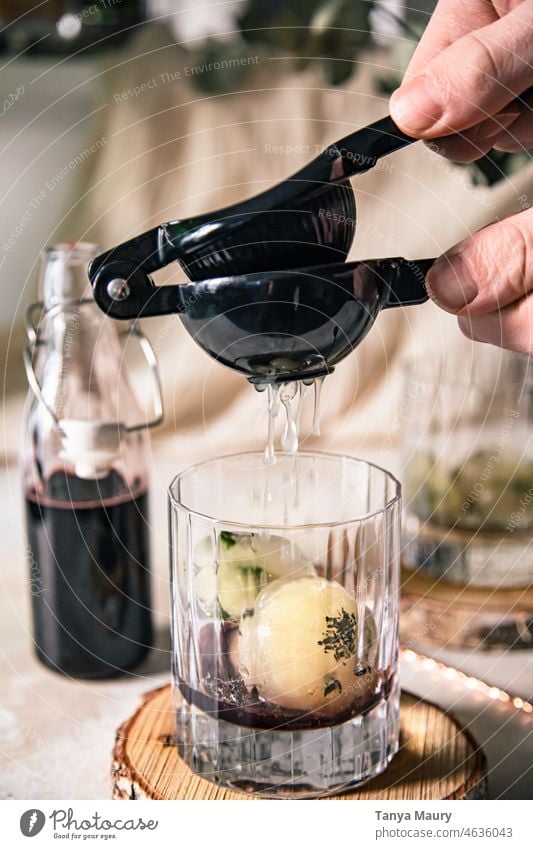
[401,350,533,649]
[168,451,401,797]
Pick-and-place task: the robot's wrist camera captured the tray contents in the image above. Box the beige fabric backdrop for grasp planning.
[4,23,533,466]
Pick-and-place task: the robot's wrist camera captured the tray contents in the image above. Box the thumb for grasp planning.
[426,208,533,316]
[390,2,533,138]
[456,296,533,355]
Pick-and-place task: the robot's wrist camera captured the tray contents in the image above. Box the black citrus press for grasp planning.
[88,114,434,383]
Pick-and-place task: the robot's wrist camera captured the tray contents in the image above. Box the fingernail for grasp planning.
[494,110,521,127]
[390,77,443,134]
[482,110,521,141]
[426,247,478,313]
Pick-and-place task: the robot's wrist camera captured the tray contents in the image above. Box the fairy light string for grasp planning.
[400,647,533,715]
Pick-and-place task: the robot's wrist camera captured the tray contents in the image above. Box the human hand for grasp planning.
[389,0,533,354]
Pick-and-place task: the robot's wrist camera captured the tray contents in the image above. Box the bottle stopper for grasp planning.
[58,419,124,479]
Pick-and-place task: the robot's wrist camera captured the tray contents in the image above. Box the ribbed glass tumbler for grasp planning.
[168,452,401,798]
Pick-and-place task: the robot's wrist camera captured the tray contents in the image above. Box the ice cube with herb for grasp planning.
[193,530,315,621]
[239,575,377,716]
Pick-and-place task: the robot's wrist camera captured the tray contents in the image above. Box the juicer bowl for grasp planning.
[176,258,432,383]
[90,255,433,384]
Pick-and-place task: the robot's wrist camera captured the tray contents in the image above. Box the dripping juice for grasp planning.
[260,376,325,464]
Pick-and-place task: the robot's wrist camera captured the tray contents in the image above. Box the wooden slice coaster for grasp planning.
[112,685,488,800]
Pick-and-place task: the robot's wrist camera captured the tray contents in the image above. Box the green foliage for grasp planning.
[189,0,376,93]
[184,0,531,185]
[238,0,374,85]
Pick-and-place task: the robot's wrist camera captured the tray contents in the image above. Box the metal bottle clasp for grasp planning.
[23,298,164,431]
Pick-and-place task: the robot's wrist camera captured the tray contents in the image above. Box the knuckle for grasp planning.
[433,36,501,119]
[502,219,533,298]
[469,214,533,307]
[458,239,490,285]
[467,32,501,88]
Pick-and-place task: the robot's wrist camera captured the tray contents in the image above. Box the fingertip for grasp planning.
[457,314,478,342]
[390,77,443,137]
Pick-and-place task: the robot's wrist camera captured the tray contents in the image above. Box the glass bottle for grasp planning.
[21,242,162,678]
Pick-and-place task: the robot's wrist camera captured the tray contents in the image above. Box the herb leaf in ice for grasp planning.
[323,677,342,697]
[318,608,357,662]
[220,531,237,549]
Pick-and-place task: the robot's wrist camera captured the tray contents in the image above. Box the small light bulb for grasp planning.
[57,14,82,41]
[401,647,533,716]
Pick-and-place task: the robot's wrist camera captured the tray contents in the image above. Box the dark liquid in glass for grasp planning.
[25,471,152,678]
[178,623,393,731]
[178,676,393,731]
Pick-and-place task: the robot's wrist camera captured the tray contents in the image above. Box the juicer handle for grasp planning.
[24,300,164,431]
[379,258,435,309]
[324,115,416,182]
[244,115,416,205]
